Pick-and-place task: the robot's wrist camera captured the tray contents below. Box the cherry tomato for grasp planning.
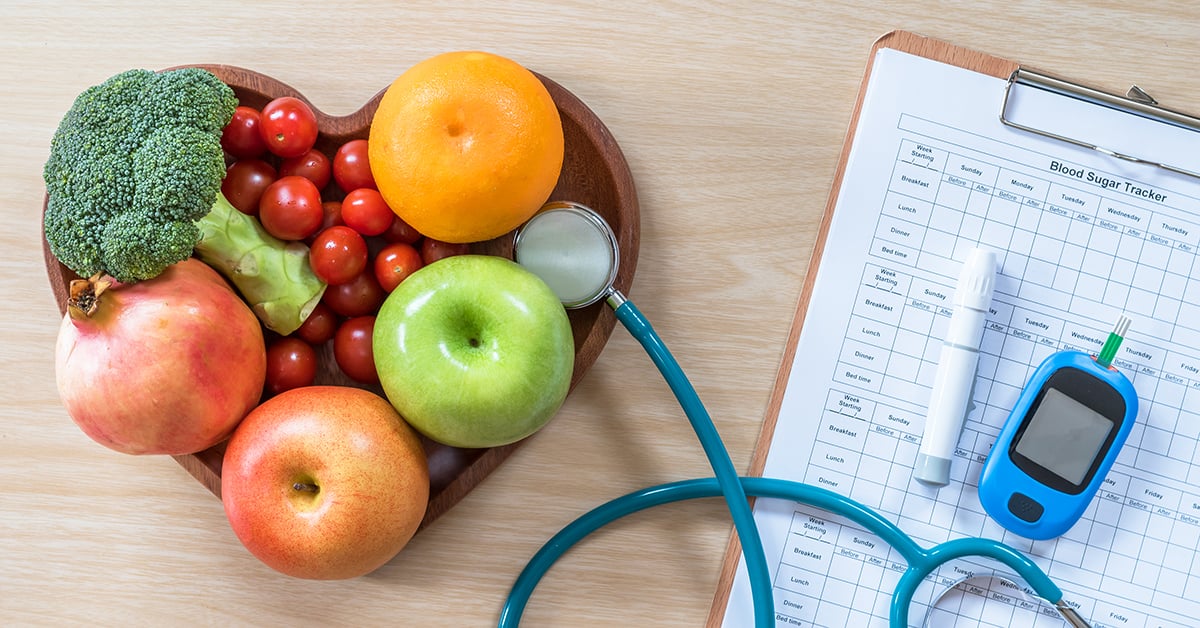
[341,188,395,236]
[332,139,376,192]
[334,316,379,384]
[421,238,471,265]
[259,175,324,241]
[221,159,276,216]
[374,242,424,292]
[322,269,386,317]
[221,106,268,160]
[381,214,422,244]
[304,200,345,244]
[295,302,337,345]
[319,201,345,229]
[260,96,319,158]
[279,148,331,190]
[309,226,368,285]
[265,337,317,396]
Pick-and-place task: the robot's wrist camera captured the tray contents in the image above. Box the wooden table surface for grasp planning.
[5,2,1200,625]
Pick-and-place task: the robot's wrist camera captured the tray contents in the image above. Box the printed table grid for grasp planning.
[768,121,1200,626]
[880,136,1200,352]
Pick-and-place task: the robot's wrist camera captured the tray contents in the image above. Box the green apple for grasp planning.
[373,254,575,448]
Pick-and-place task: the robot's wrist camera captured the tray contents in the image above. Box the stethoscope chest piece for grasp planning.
[513,201,620,309]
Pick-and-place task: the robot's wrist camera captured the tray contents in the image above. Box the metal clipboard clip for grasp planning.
[999,67,1200,181]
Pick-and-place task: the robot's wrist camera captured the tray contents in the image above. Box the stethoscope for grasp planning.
[501,201,1092,628]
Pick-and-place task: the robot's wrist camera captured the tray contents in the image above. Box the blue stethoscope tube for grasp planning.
[499,296,1087,627]
[507,203,1085,626]
[499,477,1068,627]
[607,295,775,626]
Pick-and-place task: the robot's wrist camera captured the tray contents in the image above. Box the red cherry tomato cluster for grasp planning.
[220,97,472,397]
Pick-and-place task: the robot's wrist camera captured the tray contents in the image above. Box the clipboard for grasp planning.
[706,29,1200,626]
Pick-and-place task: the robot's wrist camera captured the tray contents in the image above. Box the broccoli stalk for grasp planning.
[43,67,326,335]
[194,193,326,335]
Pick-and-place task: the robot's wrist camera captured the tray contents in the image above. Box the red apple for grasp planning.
[221,386,429,579]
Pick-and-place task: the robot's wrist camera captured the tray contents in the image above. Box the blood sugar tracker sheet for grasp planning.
[722,49,1200,627]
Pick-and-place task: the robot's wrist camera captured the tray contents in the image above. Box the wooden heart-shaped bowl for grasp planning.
[41,64,640,530]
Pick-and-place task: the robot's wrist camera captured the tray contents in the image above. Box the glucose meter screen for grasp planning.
[1014,387,1114,486]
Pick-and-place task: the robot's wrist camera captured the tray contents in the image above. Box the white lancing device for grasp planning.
[914,248,997,488]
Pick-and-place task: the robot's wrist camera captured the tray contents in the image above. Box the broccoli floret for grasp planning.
[43,68,233,282]
[43,67,327,335]
[149,67,242,136]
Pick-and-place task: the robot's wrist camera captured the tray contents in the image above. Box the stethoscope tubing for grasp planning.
[606,295,776,626]
[498,476,1067,627]
[499,292,1074,627]
[505,204,1086,626]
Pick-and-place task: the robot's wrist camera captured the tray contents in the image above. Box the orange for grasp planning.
[368,51,565,243]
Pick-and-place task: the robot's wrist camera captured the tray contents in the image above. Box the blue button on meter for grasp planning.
[978,318,1138,540]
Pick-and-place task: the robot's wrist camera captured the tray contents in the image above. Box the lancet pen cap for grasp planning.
[954,248,997,311]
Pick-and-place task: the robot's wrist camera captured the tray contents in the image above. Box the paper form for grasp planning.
[722,48,1200,627]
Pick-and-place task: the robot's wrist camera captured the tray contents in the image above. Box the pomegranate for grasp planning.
[55,258,267,455]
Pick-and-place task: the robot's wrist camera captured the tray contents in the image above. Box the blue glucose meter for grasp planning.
[979,332,1138,540]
